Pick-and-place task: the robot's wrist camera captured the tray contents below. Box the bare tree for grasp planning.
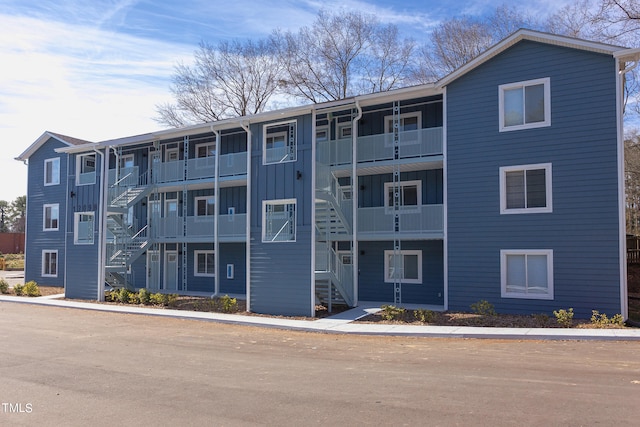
[626,131,640,233]
[273,10,415,103]
[156,38,284,127]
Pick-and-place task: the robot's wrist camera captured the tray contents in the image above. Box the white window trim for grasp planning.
[337,122,352,140]
[384,111,422,134]
[500,163,552,214]
[76,153,97,186]
[262,198,297,243]
[194,196,215,217]
[165,147,179,162]
[383,180,422,210]
[42,250,58,278]
[194,250,215,277]
[316,126,329,142]
[43,203,59,231]
[119,154,135,168]
[44,157,60,186]
[74,211,95,245]
[501,249,554,300]
[384,249,423,284]
[262,120,297,165]
[195,142,216,158]
[499,77,551,132]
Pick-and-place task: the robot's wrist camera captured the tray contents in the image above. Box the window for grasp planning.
[74,212,94,244]
[42,250,58,277]
[384,180,422,209]
[501,250,553,299]
[316,127,328,142]
[384,112,422,133]
[119,154,134,169]
[262,199,296,242]
[499,78,550,131]
[384,250,422,284]
[500,163,552,214]
[195,196,215,216]
[226,264,234,279]
[166,147,179,162]
[263,120,297,164]
[196,142,216,158]
[194,250,215,277]
[44,158,60,186]
[337,124,352,139]
[77,153,96,185]
[43,204,59,231]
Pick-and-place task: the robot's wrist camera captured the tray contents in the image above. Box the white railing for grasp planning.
[186,157,215,180]
[315,243,354,304]
[316,163,353,231]
[153,161,184,183]
[153,214,247,239]
[358,204,444,234]
[317,138,352,166]
[108,166,139,186]
[219,213,247,238]
[78,171,96,185]
[357,127,443,163]
[219,152,248,176]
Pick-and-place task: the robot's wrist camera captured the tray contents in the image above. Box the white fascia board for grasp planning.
[16,131,74,161]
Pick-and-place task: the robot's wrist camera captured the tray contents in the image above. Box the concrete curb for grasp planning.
[2,295,640,341]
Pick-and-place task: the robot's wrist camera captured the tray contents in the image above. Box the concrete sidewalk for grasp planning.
[2,293,640,341]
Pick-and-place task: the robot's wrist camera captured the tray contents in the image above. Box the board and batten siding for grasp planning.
[248,114,314,316]
[64,150,104,299]
[25,138,68,287]
[446,40,621,317]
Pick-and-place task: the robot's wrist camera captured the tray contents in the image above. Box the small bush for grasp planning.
[138,288,151,305]
[23,281,40,297]
[470,300,496,316]
[590,310,625,327]
[13,283,24,296]
[553,308,574,327]
[413,308,435,323]
[0,278,9,294]
[380,304,406,321]
[219,295,238,313]
[110,288,132,304]
[149,292,177,307]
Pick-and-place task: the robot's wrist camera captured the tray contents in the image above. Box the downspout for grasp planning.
[240,121,252,312]
[95,147,108,301]
[211,126,220,296]
[352,100,362,306]
[311,108,317,316]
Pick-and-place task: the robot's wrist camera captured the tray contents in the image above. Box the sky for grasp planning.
[0,0,591,202]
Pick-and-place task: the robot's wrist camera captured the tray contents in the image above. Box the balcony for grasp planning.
[152,152,248,183]
[318,127,443,167]
[152,214,246,241]
[357,204,444,239]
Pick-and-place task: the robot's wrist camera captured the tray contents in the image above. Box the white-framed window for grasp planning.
[384,111,422,133]
[119,154,134,169]
[262,199,296,242]
[74,212,94,245]
[44,157,60,186]
[43,204,59,231]
[338,252,352,265]
[195,196,215,216]
[165,147,179,162]
[384,180,422,209]
[263,120,297,164]
[500,163,552,214]
[384,250,422,284]
[499,77,551,132]
[77,153,96,185]
[42,250,58,277]
[196,142,216,158]
[316,126,329,142]
[501,249,553,299]
[194,250,215,277]
[337,123,352,140]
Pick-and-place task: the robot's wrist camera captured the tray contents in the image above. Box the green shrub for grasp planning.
[590,310,625,327]
[470,300,496,316]
[138,288,151,305]
[149,293,177,307]
[413,308,435,323]
[13,283,24,296]
[553,308,574,327]
[23,281,40,297]
[0,278,8,294]
[380,305,406,321]
[219,295,238,313]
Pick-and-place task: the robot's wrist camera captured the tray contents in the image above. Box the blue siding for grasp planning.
[358,169,443,208]
[358,240,444,305]
[447,40,621,317]
[25,138,68,288]
[249,114,314,316]
[219,242,246,294]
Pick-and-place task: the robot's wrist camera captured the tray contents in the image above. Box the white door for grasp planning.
[147,250,160,290]
[164,251,178,291]
[165,199,179,237]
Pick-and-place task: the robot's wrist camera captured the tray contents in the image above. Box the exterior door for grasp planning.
[147,250,160,290]
[164,251,178,291]
[150,150,161,183]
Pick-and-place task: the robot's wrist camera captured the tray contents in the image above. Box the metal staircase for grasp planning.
[105,169,152,289]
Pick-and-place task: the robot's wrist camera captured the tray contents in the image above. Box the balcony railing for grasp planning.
[357,127,443,163]
[152,214,247,239]
[358,204,444,235]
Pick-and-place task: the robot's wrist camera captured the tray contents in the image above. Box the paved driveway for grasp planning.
[0,269,23,287]
[1,302,640,426]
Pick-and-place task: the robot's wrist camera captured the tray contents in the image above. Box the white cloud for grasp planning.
[0,12,193,201]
